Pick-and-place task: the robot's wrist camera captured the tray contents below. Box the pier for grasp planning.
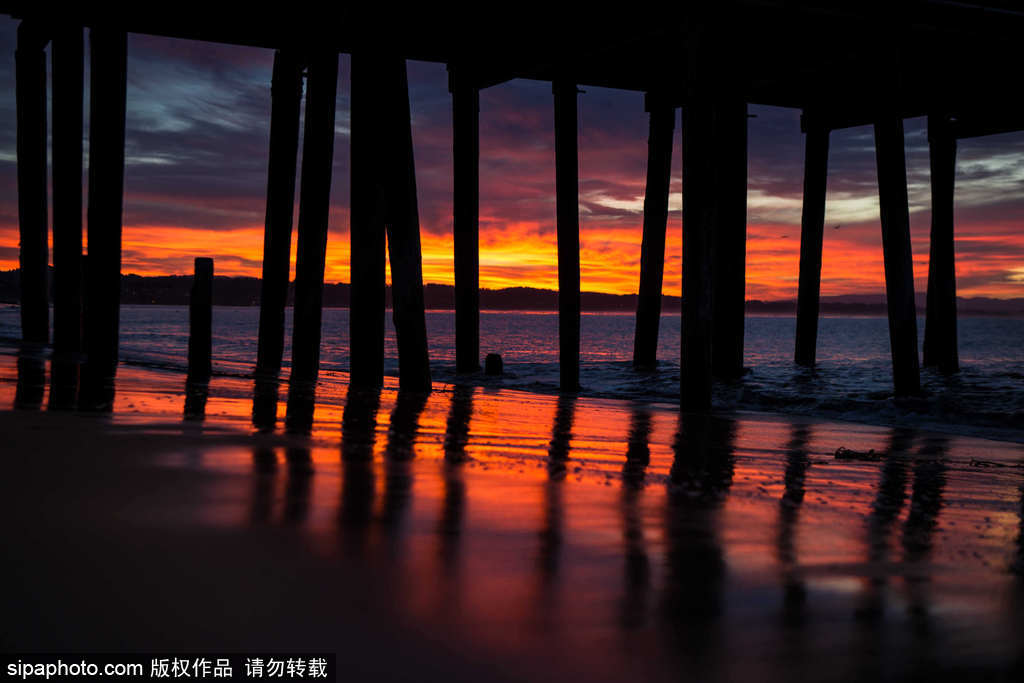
[7,3,1024,407]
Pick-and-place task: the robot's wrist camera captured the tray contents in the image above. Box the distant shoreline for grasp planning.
[2,269,1023,316]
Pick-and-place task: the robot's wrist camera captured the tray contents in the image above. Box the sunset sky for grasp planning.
[1,19,1022,300]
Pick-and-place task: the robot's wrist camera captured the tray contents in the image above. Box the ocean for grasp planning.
[1,304,1022,441]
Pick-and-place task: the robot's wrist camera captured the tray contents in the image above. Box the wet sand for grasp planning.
[2,355,1023,681]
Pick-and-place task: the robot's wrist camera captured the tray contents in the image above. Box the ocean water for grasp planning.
[1,304,1022,439]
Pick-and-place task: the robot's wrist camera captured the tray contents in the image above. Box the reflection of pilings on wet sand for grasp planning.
[14,354,45,410]
[439,387,473,573]
[901,434,948,636]
[858,427,914,624]
[183,377,210,421]
[852,427,915,680]
[777,423,811,628]
[661,414,736,671]
[48,357,79,410]
[341,387,381,461]
[443,385,474,463]
[251,375,280,433]
[283,446,313,525]
[339,387,381,552]
[539,395,576,585]
[249,447,278,525]
[1016,484,1024,577]
[285,380,316,435]
[620,406,652,631]
[380,391,429,538]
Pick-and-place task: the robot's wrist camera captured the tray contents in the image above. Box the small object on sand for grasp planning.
[834,447,883,462]
[485,353,503,376]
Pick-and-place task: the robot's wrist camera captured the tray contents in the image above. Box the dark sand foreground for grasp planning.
[2,355,1023,681]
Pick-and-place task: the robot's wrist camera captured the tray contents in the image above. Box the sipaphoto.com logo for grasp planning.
[7,659,143,680]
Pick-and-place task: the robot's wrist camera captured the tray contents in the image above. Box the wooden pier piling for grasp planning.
[188,257,214,382]
[15,20,49,347]
[794,116,830,367]
[255,50,303,377]
[874,115,921,396]
[553,79,581,393]
[383,57,432,392]
[923,114,959,373]
[681,95,715,412]
[289,50,338,385]
[450,67,481,374]
[80,27,127,410]
[349,54,387,388]
[49,24,84,409]
[632,95,675,372]
[710,98,748,380]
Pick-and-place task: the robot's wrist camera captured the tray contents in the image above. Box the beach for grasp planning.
[2,353,1023,681]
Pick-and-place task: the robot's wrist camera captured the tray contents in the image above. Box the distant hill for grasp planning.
[1,269,1022,315]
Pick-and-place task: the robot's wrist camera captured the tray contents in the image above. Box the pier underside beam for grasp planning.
[794,118,830,367]
[923,114,959,374]
[633,96,675,372]
[874,115,922,396]
[256,50,303,377]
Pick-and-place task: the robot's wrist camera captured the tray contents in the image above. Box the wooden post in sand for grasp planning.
[794,114,830,368]
[450,65,481,375]
[15,20,49,347]
[80,27,127,410]
[874,114,921,396]
[290,50,338,385]
[383,57,432,392]
[256,50,303,377]
[681,92,715,412]
[349,54,388,389]
[49,23,85,409]
[553,79,581,393]
[923,114,959,374]
[188,258,214,382]
[710,97,748,381]
[633,94,675,372]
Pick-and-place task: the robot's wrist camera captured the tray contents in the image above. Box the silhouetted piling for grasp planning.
[553,79,581,393]
[633,96,675,371]
[80,27,127,411]
[183,379,210,421]
[874,116,921,396]
[188,257,213,382]
[49,24,84,409]
[251,376,280,433]
[14,355,46,410]
[923,114,959,374]
[285,381,316,435]
[710,98,748,380]
[290,51,338,385]
[255,50,303,377]
[383,58,432,392]
[681,96,714,412]
[15,20,49,347]
[794,116,830,367]
[450,67,481,374]
[349,54,387,388]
